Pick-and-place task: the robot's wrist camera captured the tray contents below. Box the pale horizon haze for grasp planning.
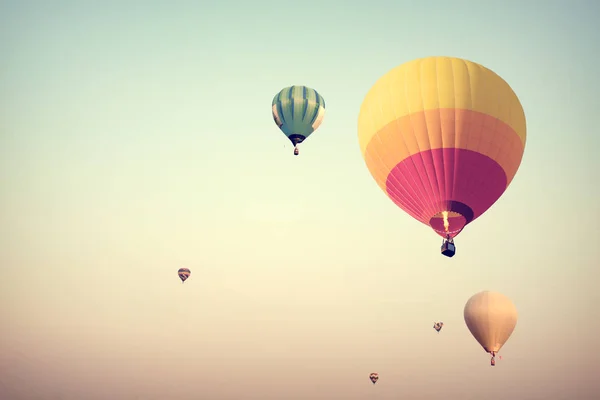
[1,1,599,399]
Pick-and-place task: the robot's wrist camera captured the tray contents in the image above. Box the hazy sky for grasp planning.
[1,1,599,399]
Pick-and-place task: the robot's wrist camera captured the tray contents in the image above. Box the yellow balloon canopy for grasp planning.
[358,56,526,239]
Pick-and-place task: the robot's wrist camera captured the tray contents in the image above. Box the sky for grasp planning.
[1,0,599,399]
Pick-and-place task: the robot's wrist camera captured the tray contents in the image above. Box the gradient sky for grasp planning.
[1,1,599,399]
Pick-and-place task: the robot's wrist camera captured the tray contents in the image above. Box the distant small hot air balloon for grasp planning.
[369,372,379,385]
[272,85,325,156]
[433,322,444,332]
[178,268,191,283]
[464,291,517,366]
[357,57,527,257]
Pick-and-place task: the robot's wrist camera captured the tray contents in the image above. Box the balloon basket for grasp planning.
[441,240,456,257]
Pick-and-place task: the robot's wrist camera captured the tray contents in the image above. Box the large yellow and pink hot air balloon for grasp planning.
[357,56,526,256]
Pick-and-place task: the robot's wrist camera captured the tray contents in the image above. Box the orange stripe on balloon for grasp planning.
[363,108,525,193]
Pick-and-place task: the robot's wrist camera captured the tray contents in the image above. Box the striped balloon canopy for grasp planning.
[369,372,379,385]
[272,85,325,155]
[178,267,191,283]
[358,56,526,240]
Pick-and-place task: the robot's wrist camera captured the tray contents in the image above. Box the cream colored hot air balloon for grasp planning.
[464,291,517,367]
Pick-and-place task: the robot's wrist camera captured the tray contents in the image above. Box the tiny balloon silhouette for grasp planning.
[369,373,379,385]
[178,268,191,283]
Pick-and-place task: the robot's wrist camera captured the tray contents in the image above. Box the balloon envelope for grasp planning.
[178,268,191,283]
[272,85,325,147]
[464,291,517,354]
[369,372,379,384]
[357,56,526,238]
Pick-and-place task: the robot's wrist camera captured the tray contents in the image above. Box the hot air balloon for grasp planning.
[357,57,526,257]
[433,322,444,332]
[369,372,379,385]
[464,291,517,366]
[272,85,326,156]
[178,267,191,283]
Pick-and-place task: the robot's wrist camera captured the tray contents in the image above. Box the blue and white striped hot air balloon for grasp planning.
[272,85,325,156]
